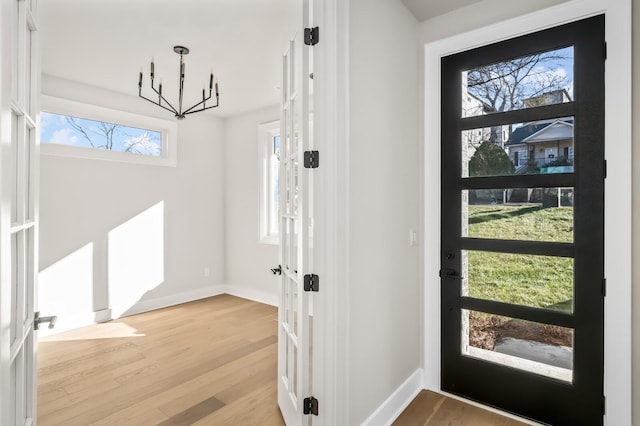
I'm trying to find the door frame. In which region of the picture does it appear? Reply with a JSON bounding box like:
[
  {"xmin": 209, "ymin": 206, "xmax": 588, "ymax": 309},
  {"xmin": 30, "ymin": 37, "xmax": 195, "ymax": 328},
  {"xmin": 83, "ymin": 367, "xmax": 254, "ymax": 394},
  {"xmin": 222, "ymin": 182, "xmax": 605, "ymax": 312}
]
[{"xmin": 422, "ymin": 0, "xmax": 632, "ymax": 423}]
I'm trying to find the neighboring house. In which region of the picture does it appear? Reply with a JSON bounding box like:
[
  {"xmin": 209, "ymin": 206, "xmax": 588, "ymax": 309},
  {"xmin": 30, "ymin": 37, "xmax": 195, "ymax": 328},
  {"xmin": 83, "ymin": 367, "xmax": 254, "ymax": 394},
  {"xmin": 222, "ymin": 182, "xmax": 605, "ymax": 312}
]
[
  {"xmin": 523, "ymin": 88, "xmax": 572, "ymax": 108},
  {"xmin": 505, "ymin": 117, "xmax": 574, "ymax": 172}
]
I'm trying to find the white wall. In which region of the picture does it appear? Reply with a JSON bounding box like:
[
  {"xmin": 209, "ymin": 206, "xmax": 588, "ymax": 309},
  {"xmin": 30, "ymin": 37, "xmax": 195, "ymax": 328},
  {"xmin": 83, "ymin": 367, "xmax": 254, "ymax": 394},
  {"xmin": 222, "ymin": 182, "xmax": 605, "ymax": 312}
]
[
  {"xmin": 348, "ymin": 0, "xmax": 422, "ymax": 423},
  {"xmin": 224, "ymin": 105, "xmax": 280, "ymax": 305},
  {"xmin": 39, "ymin": 75, "xmax": 225, "ymax": 331}
]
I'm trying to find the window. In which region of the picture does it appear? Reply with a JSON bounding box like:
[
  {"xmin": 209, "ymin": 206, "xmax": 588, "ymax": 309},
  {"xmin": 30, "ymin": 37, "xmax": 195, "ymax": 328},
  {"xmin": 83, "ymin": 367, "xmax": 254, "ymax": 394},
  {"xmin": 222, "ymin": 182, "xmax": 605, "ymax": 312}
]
[
  {"xmin": 40, "ymin": 96, "xmax": 177, "ymax": 166},
  {"xmin": 259, "ymin": 120, "xmax": 280, "ymax": 244}
]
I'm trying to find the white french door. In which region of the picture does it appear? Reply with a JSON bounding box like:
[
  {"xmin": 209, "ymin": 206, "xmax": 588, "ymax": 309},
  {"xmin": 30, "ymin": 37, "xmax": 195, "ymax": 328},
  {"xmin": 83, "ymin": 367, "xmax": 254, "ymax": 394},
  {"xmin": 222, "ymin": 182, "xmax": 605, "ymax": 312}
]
[
  {"xmin": 277, "ymin": 0, "xmax": 315, "ymax": 423},
  {"xmin": 0, "ymin": 0, "xmax": 40, "ymax": 424}
]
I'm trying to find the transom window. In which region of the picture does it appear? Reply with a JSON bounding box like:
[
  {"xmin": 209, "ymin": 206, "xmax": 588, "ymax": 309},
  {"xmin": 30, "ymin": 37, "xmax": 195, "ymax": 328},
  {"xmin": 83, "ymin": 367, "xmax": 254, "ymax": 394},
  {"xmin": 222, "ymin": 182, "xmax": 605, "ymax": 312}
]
[{"xmin": 40, "ymin": 96, "xmax": 177, "ymax": 166}]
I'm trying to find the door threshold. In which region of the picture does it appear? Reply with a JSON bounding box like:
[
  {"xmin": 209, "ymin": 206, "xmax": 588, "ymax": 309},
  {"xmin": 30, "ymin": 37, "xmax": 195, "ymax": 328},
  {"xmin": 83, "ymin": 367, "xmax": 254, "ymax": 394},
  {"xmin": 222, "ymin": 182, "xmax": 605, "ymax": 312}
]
[{"xmin": 436, "ymin": 390, "xmax": 542, "ymax": 425}]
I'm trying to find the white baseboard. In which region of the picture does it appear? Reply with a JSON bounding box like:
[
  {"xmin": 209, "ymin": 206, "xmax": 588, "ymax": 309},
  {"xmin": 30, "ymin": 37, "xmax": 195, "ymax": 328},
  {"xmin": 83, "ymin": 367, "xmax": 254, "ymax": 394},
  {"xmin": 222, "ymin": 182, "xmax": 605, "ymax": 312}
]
[
  {"xmin": 42, "ymin": 285, "xmax": 276, "ymax": 335},
  {"xmin": 111, "ymin": 284, "xmax": 226, "ymax": 319},
  {"xmin": 222, "ymin": 283, "xmax": 278, "ymax": 307},
  {"xmin": 94, "ymin": 308, "xmax": 112, "ymax": 323},
  {"xmin": 361, "ymin": 368, "xmax": 424, "ymax": 426}
]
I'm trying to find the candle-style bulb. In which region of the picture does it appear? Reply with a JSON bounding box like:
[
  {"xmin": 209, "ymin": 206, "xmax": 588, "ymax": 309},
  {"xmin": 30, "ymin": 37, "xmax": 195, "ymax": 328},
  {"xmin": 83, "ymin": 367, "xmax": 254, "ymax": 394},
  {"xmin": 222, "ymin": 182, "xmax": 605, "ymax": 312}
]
[
  {"xmin": 203, "ymin": 88, "xmax": 206, "ymax": 102},
  {"xmin": 209, "ymin": 73, "xmax": 214, "ymax": 90},
  {"xmin": 138, "ymin": 72, "xmax": 143, "ymax": 87},
  {"xmin": 215, "ymin": 82, "xmax": 219, "ymax": 96},
  {"xmin": 159, "ymin": 83, "xmax": 162, "ymax": 96},
  {"xmin": 150, "ymin": 58, "xmax": 155, "ymax": 79}
]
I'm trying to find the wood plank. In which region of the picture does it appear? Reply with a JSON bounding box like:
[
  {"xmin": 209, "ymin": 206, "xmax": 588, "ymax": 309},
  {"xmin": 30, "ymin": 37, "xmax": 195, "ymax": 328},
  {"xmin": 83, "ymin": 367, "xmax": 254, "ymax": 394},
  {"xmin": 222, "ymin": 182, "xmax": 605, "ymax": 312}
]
[
  {"xmin": 37, "ymin": 295, "xmax": 282, "ymax": 425},
  {"xmin": 393, "ymin": 390, "xmax": 530, "ymax": 426}
]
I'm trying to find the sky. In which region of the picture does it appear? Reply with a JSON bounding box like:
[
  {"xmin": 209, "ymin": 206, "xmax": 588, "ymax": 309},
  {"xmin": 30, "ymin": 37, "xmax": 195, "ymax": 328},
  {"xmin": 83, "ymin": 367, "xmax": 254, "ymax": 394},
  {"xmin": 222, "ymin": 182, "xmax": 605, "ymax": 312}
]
[{"xmin": 40, "ymin": 112, "xmax": 162, "ymax": 156}]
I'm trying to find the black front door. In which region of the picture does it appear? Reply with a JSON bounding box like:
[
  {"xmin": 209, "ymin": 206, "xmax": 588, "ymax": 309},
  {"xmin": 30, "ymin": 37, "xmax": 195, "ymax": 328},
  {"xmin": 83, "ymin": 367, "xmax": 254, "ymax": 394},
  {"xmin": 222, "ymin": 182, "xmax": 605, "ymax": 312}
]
[{"xmin": 440, "ymin": 16, "xmax": 605, "ymax": 425}]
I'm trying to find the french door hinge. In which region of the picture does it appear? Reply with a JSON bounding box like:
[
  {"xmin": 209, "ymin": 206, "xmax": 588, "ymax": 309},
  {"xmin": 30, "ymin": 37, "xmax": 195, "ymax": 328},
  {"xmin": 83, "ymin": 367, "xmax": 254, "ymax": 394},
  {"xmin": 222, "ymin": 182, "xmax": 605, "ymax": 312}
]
[
  {"xmin": 603, "ymin": 159, "xmax": 607, "ymax": 179},
  {"xmin": 603, "ymin": 41, "xmax": 607, "ymax": 61},
  {"xmin": 602, "ymin": 277, "xmax": 606, "ymax": 297},
  {"xmin": 304, "ymin": 274, "xmax": 319, "ymax": 292},
  {"xmin": 303, "ymin": 396, "xmax": 319, "ymax": 415},
  {"xmin": 304, "ymin": 27, "xmax": 319, "ymax": 46},
  {"xmin": 304, "ymin": 150, "xmax": 319, "ymax": 169},
  {"xmin": 602, "ymin": 395, "xmax": 606, "ymax": 415}
]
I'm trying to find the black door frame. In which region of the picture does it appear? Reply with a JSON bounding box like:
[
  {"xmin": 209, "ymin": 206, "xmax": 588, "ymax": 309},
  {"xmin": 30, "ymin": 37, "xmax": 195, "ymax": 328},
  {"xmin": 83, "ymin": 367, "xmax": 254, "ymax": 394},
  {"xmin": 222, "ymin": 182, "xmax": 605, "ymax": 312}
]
[{"xmin": 440, "ymin": 15, "xmax": 605, "ymax": 425}]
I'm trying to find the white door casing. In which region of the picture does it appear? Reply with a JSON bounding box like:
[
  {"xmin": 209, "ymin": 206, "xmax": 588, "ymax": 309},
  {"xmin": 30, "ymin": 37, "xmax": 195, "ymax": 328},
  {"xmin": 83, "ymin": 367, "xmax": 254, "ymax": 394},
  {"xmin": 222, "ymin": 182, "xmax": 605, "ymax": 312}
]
[
  {"xmin": 0, "ymin": 0, "xmax": 40, "ymax": 424},
  {"xmin": 278, "ymin": 0, "xmax": 314, "ymax": 423}
]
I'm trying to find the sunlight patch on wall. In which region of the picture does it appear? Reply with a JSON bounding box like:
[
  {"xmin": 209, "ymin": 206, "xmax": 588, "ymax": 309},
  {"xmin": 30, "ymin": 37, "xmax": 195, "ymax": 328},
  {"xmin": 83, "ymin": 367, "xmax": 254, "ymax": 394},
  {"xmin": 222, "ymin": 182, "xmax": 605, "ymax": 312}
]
[
  {"xmin": 38, "ymin": 243, "xmax": 94, "ymax": 338},
  {"xmin": 108, "ymin": 201, "xmax": 165, "ymax": 317}
]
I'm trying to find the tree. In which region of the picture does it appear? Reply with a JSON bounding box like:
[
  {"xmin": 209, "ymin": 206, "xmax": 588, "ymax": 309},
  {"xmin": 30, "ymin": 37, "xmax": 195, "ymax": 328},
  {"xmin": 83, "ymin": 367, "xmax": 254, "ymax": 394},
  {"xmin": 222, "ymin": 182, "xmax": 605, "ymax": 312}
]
[
  {"xmin": 65, "ymin": 117, "xmax": 160, "ymax": 155},
  {"xmin": 465, "ymin": 50, "xmax": 571, "ymax": 114},
  {"xmin": 66, "ymin": 117, "xmax": 119, "ymax": 150},
  {"xmin": 469, "ymin": 140, "xmax": 514, "ymax": 177}
]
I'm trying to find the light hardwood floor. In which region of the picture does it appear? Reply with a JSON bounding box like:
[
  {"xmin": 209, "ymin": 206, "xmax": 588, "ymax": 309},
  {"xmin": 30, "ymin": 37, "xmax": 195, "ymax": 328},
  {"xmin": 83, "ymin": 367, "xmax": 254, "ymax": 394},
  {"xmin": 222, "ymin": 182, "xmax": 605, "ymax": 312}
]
[
  {"xmin": 393, "ymin": 390, "xmax": 529, "ymax": 426},
  {"xmin": 37, "ymin": 295, "xmax": 285, "ymax": 425},
  {"xmin": 39, "ymin": 295, "xmax": 528, "ymax": 425}
]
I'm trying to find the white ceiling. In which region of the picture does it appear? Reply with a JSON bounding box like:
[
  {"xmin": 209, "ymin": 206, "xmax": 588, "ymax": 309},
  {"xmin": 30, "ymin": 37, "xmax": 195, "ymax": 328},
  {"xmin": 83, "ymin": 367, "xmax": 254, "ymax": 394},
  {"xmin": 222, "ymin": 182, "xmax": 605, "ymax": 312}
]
[
  {"xmin": 40, "ymin": 0, "xmax": 482, "ymax": 119},
  {"xmin": 39, "ymin": 0, "xmax": 299, "ymax": 118},
  {"xmin": 400, "ymin": 0, "xmax": 483, "ymax": 21}
]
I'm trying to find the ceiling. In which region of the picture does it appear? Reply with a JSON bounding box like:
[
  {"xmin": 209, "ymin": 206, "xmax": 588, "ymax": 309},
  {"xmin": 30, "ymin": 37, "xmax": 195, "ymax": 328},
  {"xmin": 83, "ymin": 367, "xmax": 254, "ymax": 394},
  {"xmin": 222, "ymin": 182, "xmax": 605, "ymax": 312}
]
[
  {"xmin": 400, "ymin": 0, "xmax": 483, "ymax": 22},
  {"xmin": 40, "ymin": 0, "xmax": 482, "ymax": 119},
  {"xmin": 39, "ymin": 0, "xmax": 299, "ymax": 118}
]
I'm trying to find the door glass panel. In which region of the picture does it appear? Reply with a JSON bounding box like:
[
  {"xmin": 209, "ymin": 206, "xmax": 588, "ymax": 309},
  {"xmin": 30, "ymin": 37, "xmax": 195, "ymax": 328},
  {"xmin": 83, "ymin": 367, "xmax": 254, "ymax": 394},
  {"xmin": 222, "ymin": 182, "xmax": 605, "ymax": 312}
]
[
  {"xmin": 463, "ymin": 309, "xmax": 573, "ymax": 382},
  {"xmin": 10, "ymin": 355, "xmax": 17, "ymax": 424},
  {"xmin": 11, "ymin": 113, "xmax": 19, "ymax": 224},
  {"xmin": 462, "ymin": 46, "xmax": 574, "ymax": 118},
  {"xmin": 462, "ymin": 188, "xmax": 574, "ymax": 243},
  {"xmin": 463, "ymin": 250, "xmax": 574, "ymax": 313},
  {"xmin": 292, "ymin": 343, "xmax": 298, "ymax": 397},
  {"xmin": 462, "ymin": 118, "xmax": 574, "ymax": 178},
  {"xmin": 11, "ymin": 233, "xmax": 18, "ymax": 344},
  {"xmin": 25, "ymin": 24, "xmax": 33, "ymax": 114},
  {"xmin": 26, "ymin": 127, "xmax": 33, "ymax": 220}
]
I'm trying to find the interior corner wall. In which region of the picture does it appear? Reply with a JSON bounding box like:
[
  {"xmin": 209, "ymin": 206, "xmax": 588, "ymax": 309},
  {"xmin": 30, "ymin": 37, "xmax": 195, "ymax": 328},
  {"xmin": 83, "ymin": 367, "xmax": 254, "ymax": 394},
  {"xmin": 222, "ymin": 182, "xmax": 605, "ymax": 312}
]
[
  {"xmin": 223, "ymin": 105, "xmax": 280, "ymax": 306},
  {"xmin": 348, "ymin": 0, "xmax": 421, "ymax": 423},
  {"xmin": 632, "ymin": 0, "xmax": 639, "ymax": 422},
  {"xmin": 38, "ymin": 76, "xmax": 226, "ymax": 330}
]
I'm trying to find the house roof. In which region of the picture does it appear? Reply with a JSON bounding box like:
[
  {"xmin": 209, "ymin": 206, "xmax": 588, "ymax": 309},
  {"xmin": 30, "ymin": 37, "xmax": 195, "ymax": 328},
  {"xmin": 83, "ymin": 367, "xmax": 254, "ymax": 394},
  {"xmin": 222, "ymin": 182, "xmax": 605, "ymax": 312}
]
[{"xmin": 506, "ymin": 118, "xmax": 574, "ymax": 146}]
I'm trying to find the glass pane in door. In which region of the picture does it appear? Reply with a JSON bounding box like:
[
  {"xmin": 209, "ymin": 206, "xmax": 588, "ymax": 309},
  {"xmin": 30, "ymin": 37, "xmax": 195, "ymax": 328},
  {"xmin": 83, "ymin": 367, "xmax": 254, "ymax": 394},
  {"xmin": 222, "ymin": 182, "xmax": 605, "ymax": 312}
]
[
  {"xmin": 461, "ymin": 119, "xmax": 575, "ymax": 178},
  {"xmin": 462, "ymin": 188, "xmax": 574, "ymax": 243},
  {"xmin": 463, "ymin": 309, "xmax": 573, "ymax": 382},
  {"xmin": 462, "ymin": 250, "xmax": 574, "ymax": 312},
  {"xmin": 461, "ymin": 46, "xmax": 574, "ymax": 118}
]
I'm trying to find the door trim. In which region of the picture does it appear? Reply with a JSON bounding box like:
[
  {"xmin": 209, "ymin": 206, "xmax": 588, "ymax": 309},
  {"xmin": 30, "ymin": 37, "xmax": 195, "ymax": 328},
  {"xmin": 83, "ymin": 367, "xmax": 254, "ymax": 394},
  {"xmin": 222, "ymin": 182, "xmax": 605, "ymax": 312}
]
[{"xmin": 421, "ymin": 0, "xmax": 632, "ymax": 423}]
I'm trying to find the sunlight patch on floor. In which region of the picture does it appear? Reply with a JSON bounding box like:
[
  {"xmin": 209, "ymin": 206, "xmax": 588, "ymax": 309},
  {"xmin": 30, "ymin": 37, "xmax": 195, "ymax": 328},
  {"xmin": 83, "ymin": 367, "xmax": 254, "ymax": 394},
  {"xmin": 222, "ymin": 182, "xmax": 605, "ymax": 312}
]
[{"xmin": 39, "ymin": 321, "xmax": 145, "ymax": 342}]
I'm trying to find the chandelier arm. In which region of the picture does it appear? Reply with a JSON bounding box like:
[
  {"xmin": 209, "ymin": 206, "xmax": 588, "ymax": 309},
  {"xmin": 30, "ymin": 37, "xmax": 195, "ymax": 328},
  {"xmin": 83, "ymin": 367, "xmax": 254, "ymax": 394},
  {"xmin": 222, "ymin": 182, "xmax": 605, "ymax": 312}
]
[
  {"xmin": 182, "ymin": 101, "xmax": 220, "ymax": 116},
  {"xmin": 149, "ymin": 83, "xmax": 179, "ymax": 114},
  {"xmin": 138, "ymin": 93, "xmax": 182, "ymax": 114},
  {"xmin": 182, "ymin": 91, "xmax": 214, "ymax": 115}
]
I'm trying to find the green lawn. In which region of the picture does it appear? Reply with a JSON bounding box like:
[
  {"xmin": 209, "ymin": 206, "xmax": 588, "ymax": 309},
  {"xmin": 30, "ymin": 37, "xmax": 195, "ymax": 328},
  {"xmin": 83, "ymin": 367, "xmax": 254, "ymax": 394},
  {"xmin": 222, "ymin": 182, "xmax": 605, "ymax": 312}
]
[{"xmin": 467, "ymin": 204, "xmax": 574, "ymax": 313}]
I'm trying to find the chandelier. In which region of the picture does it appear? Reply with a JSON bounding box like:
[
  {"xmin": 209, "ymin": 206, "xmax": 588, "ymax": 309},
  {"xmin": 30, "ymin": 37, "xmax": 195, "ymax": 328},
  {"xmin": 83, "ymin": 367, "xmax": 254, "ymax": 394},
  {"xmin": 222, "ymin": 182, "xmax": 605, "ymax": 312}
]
[{"xmin": 138, "ymin": 46, "xmax": 219, "ymax": 120}]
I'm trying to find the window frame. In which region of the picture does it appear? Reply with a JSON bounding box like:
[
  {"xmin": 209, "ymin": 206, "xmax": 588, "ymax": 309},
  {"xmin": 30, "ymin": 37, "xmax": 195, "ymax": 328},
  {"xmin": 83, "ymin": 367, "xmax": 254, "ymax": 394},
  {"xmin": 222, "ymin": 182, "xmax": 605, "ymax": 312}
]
[
  {"xmin": 258, "ymin": 120, "xmax": 280, "ymax": 245},
  {"xmin": 40, "ymin": 95, "xmax": 178, "ymax": 166}
]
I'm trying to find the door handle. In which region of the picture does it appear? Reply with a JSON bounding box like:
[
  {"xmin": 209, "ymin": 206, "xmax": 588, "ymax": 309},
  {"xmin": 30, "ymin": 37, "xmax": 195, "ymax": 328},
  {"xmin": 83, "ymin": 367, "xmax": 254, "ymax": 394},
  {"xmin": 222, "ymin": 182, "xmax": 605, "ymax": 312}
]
[
  {"xmin": 271, "ymin": 265, "xmax": 282, "ymax": 275},
  {"xmin": 439, "ymin": 268, "xmax": 460, "ymax": 279},
  {"xmin": 34, "ymin": 311, "xmax": 58, "ymax": 330}
]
